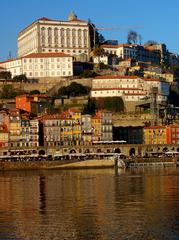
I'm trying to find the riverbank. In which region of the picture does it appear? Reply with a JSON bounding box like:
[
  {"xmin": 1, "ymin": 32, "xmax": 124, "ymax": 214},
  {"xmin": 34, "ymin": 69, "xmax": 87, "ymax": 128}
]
[
  {"xmin": 0, "ymin": 156, "xmax": 178, "ymax": 171},
  {"xmin": 0, "ymin": 159, "xmax": 115, "ymax": 171}
]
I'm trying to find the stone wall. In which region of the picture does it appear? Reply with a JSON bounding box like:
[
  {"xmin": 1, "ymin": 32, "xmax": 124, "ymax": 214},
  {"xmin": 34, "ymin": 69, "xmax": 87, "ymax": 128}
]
[{"xmin": 0, "ymin": 159, "xmax": 115, "ymax": 171}]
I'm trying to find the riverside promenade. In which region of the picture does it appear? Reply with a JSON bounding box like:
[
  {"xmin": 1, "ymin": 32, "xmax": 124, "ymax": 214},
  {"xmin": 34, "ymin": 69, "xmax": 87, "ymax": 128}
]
[
  {"xmin": 0, "ymin": 143, "xmax": 179, "ymax": 159},
  {"xmin": 0, "ymin": 143, "xmax": 178, "ymax": 171},
  {"xmin": 0, "ymin": 154, "xmax": 178, "ymax": 171}
]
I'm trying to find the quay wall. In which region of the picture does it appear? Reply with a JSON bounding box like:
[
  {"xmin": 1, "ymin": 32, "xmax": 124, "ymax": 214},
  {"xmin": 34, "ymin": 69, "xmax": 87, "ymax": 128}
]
[
  {"xmin": 0, "ymin": 157, "xmax": 177, "ymax": 171},
  {"xmin": 0, "ymin": 159, "xmax": 115, "ymax": 171}
]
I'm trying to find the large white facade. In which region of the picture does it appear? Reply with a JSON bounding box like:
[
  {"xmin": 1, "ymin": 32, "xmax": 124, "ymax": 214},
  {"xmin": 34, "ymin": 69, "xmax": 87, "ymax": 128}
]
[
  {"xmin": 17, "ymin": 13, "xmax": 91, "ymax": 61},
  {"xmin": 91, "ymin": 76, "xmax": 169, "ymax": 102},
  {"xmin": 0, "ymin": 52, "xmax": 73, "ymax": 78}
]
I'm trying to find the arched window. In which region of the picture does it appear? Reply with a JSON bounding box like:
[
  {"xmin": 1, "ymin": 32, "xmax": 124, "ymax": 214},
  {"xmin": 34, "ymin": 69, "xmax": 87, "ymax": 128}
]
[
  {"xmin": 83, "ymin": 29, "xmax": 87, "ymax": 46},
  {"xmin": 78, "ymin": 29, "xmax": 82, "ymax": 47},
  {"xmin": 61, "ymin": 28, "xmax": 65, "ymax": 46},
  {"xmin": 54, "ymin": 28, "xmax": 58, "ymax": 45},
  {"xmin": 72, "ymin": 29, "xmax": 76, "ymax": 47},
  {"xmin": 41, "ymin": 27, "xmax": 45, "ymax": 46},
  {"xmin": 48, "ymin": 27, "xmax": 52, "ymax": 45},
  {"xmin": 66, "ymin": 28, "xmax": 70, "ymax": 47}
]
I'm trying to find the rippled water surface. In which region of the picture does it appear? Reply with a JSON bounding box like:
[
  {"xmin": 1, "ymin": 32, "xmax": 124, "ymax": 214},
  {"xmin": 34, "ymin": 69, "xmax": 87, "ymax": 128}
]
[{"xmin": 0, "ymin": 167, "xmax": 179, "ymax": 240}]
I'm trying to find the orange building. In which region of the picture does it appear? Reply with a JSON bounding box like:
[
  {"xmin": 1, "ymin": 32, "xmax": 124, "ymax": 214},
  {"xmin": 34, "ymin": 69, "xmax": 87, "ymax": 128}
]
[
  {"xmin": 16, "ymin": 94, "xmax": 51, "ymax": 114},
  {"xmin": 167, "ymin": 125, "xmax": 179, "ymax": 144}
]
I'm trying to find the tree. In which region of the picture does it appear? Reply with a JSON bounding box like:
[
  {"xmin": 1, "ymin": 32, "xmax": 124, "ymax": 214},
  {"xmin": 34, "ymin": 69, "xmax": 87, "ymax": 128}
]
[
  {"xmin": 13, "ymin": 74, "xmax": 28, "ymax": 82},
  {"xmin": 0, "ymin": 84, "xmax": 18, "ymax": 99},
  {"xmin": 92, "ymin": 45, "xmax": 105, "ymax": 57},
  {"xmin": 82, "ymin": 98, "xmax": 96, "ymax": 115},
  {"xmin": 171, "ymin": 64, "xmax": 179, "ymax": 78},
  {"xmin": 30, "ymin": 90, "xmax": 40, "ymax": 95},
  {"xmin": 57, "ymin": 82, "xmax": 90, "ymax": 98},
  {"xmin": 145, "ymin": 40, "xmax": 158, "ymax": 45},
  {"xmin": 127, "ymin": 30, "xmax": 138, "ymax": 44},
  {"xmin": 0, "ymin": 71, "xmax": 11, "ymax": 80},
  {"xmin": 95, "ymin": 97, "xmax": 124, "ymax": 112}
]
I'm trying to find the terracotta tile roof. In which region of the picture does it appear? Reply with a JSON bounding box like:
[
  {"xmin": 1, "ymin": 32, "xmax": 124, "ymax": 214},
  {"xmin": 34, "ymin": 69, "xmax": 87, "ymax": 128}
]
[
  {"xmin": 0, "ymin": 57, "xmax": 21, "ymax": 64},
  {"xmin": 92, "ymin": 87, "xmax": 140, "ymax": 91},
  {"xmin": 0, "ymin": 124, "xmax": 8, "ymax": 133},
  {"xmin": 102, "ymin": 44, "xmax": 136, "ymax": 49},
  {"xmin": 38, "ymin": 17, "xmax": 52, "ymax": 21},
  {"xmin": 144, "ymin": 126, "xmax": 167, "ymax": 129},
  {"xmin": 94, "ymin": 75, "xmax": 138, "ymax": 79},
  {"xmin": 23, "ymin": 52, "xmax": 72, "ymax": 58},
  {"xmin": 68, "ymin": 108, "xmax": 81, "ymax": 113},
  {"xmin": 101, "ymin": 44, "xmax": 119, "ymax": 49},
  {"xmin": 124, "ymin": 93, "xmax": 145, "ymax": 96}
]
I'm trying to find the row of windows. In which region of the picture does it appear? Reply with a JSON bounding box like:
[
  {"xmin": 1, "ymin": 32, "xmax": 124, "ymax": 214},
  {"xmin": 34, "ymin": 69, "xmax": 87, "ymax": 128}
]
[
  {"xmin": 93, "ymin": 90, "xmax": 141, "ymax": 94},
  {"xmin": 23, "ymin": 64, "xmax": 71, "ymax": 70},
  {"xmin": 24, "ymin": 71, "xmax": 72, "ymax": 77},
  {"xmin": 23, "ymin": 57, "xmax": 71, "ymax": 63}
]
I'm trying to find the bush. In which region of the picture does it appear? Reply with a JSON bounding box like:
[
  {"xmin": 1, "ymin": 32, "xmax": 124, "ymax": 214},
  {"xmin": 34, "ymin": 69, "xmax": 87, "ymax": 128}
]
[
  {"xmin": 95, "ymin": 97, "xmax": 124, "ymax": 112},
  {"xmin": 57, "ymin": 82, "xmax": 90, "ymax": 98}
]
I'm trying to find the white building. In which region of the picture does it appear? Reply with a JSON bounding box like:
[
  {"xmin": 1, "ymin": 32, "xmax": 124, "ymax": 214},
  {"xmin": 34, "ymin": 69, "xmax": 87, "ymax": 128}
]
[
  {"xmin": 102, "ymin": 44, "xmax": 137, "ymax": 59},
  {"xmin": 17, "ymin": 12, "xmax": 91, "ymax": 61},
  {"xmin": 91, "ymin": 75, "xmax": 169, "ymax": 103},
  {"xmin": 0, "ymin": 52, "xmax": 73, "ymax": 78}
]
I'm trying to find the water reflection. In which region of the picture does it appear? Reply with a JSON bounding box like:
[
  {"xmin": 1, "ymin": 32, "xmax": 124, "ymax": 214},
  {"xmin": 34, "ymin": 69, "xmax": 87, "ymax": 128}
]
[{"xmin": 0, "ymin": 168, "xmax": 179, "ymax": 239}]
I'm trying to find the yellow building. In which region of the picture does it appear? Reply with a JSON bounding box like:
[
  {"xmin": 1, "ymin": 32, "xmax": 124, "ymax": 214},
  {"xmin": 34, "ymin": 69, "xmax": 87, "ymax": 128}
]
[
  {"xmin": 143, "ymin": 126, "xmax": 168, "ymax": 144},
  {"xmin": 91, "ymin": 115, "xmax": 101, "ymax": 142},
  {"xmin": 69, "ymin": 108, "xmax": 82, "ymax": 145},
  {"xmin": 0, "ymin": 124, "xmax": 9, "ymax": 147},
  {"xmin": 8, "ymin": 109, "xmax": 22, "ymax": 148}
]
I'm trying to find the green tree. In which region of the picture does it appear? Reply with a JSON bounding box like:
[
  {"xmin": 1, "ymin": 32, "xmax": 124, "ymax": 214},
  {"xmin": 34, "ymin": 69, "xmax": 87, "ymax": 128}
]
[
  {"xmin": 171, "ymin": 64, "xmax": 179, "ymax": 78},
  {"xmin": 57, "ymin": 82, "xmax": 90, "ymax": 98},
  {"xmin": 92, "ymin": 45, "xmax": 104, "ymax": 57},
  {"xmin": 82, "ymin": 98, "xmax": 96, "ymax": 115},
  {"xmin": 30, "ymin": 90, "xmax": 41, "ymax": 95},
  {"xmin": 0, "ymin": 71, "xmax": 11, "ymax": 80},
  {"xmin": 13, "ymin": 74, "xmax": 27, "ymax": 82},
  {"xmin": 0, "ymin": 84, "xmax": 17, "ymax": 99},
  {"xmin": 95, "ymin": 97, "xmax": 124, "ymax": 112}
]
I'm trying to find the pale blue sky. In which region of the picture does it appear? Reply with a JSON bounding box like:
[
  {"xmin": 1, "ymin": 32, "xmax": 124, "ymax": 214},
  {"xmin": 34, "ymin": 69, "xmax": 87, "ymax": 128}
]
[{"xmin": 1, "ymin": 0, "xmax": 178, "ymax": 60}]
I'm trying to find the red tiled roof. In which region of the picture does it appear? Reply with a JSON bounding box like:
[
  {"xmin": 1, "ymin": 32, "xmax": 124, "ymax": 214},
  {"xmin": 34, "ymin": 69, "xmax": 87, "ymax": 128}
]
[
  {"xmin": 94, "ymin": 75, "xmax": 138, "ymax": 79},
  {"xmin": 101, "ymin": 45, "xmax": 119, "ymax": 49},
  {"xmin": 23, "ymin": 52, "xmax": 72, "ymax": 58},
  {"xmin": 124, "ymin": 93, "xmax": 145, "ymax": 96},
  {"xmin": 102, "ymin": 44, "xmax": 135, "ymax": 49},
  {"xmin": 144, "ymin": 126, "xmax": 167, "ymax": 129},
  {"xmin": 92, "ymin": 87, "xmax": 141, "ymax": 91},
  {"xmin": 38, "ymin": 17, "xmax": 52, "ymax": 21}
]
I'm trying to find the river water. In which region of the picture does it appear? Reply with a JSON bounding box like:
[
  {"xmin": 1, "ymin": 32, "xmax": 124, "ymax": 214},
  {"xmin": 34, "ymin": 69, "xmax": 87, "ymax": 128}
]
[{"xmin": 0, "ymin": 167, "xmax": 179, "ymax": 240}]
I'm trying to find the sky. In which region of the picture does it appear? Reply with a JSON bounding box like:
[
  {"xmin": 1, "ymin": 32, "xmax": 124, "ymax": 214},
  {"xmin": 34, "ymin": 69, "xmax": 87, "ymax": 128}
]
[{"xmin": 1, "ymin": 0, "xmax": 179, "ymax": 61}]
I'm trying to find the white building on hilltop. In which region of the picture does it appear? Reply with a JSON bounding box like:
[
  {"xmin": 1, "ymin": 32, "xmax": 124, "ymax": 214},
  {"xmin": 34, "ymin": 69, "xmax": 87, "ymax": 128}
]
[
  {"xmin": 17, "ymin": 12, "xmax": 91, "ymax": 61},
  {"xmin": 0, "ymin": 52, "xmax": 73, "ymax": 78}
]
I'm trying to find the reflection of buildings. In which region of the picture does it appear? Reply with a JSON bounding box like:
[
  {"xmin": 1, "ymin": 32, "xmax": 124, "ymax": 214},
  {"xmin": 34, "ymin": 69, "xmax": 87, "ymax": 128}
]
[{"xmin": 1, "ymin": 169, "xmax": 179, "ymax": 239}]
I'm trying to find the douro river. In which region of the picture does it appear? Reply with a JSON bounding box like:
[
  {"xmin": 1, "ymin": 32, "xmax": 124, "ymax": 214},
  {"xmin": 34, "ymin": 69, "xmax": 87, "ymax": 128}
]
[{"xmin": 0, "ymin": 167, "xmax": 179, "ymax": 240}]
